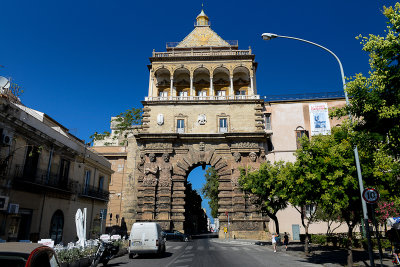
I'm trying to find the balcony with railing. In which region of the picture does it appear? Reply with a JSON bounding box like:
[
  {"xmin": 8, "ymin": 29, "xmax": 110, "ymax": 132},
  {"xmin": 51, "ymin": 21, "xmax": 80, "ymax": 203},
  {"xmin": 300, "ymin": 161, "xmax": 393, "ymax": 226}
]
[
  {"xmin": 81, "ymin": 185, "xmax": 109, "ymax": 201},
  {"xmin": 153, "ymin": 47, "xmax": 251, "ymax": 58},
  {"xmin": 145, "ymin": 95, "xmax": 260, "ymax": 102},
  {"xmin": 13, "ymin": 165, "xmax": 72, "ymax": 194}
]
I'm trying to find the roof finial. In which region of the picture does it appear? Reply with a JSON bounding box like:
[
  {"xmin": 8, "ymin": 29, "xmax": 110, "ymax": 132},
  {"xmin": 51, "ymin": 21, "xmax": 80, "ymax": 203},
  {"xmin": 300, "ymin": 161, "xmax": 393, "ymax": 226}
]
[{"xmin": 196, "ymin": 3, "xmax": 209, "ymax": 26}]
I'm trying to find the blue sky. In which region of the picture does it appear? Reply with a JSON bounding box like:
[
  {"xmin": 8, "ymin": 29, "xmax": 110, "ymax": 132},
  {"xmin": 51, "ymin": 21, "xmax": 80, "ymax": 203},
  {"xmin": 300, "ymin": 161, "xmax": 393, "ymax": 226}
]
[{"xmin": 1, "ymin": 0, "xmax": 396, "ymax": 221}]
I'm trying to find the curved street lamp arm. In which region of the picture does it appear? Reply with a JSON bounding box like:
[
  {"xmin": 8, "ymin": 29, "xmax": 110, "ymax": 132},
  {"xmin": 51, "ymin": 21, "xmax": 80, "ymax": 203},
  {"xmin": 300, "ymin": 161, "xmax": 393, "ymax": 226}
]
[{"xmin": 275, "ymin": 35, "xmax": 350, "ymax": 106}]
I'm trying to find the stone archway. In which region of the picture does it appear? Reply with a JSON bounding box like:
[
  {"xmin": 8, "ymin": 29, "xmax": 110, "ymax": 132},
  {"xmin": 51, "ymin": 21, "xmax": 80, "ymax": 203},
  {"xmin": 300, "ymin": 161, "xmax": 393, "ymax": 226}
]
[{"xmin": 135, "ymin": 138, "xmax": 269, "ymax": 240}]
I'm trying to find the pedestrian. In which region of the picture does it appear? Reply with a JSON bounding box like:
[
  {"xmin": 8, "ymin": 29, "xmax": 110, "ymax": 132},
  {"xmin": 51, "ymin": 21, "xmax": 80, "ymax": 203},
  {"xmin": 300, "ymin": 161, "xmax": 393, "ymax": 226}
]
[
  {"xmin": 283, "ymin": 232, "xmax": 289, "ymax": 251},
  {"xmin": 272, "ymin": 233, "xmax": 277, "ymax": 252}
]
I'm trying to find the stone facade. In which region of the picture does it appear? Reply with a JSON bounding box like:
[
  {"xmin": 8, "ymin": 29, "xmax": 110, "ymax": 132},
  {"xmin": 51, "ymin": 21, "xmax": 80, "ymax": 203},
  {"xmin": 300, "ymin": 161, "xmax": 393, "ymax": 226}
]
[
  {"xmin": 93, "ymin": 9, "xmax": 270, "ymax": 240},
  {"xmin": 92, "ymin": 10, "xmax": 348, "ymax": 241},
  {"xmin": 0, "ymin": 92, "xmax": 112, "ymax": 243}
]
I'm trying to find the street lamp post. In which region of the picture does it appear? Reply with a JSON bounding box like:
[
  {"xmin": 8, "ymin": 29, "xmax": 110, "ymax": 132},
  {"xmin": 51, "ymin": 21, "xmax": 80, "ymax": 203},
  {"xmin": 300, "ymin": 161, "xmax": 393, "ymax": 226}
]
[{"xmin": 261, "ymin": 33, "xmax": 375, "ymax": 266}]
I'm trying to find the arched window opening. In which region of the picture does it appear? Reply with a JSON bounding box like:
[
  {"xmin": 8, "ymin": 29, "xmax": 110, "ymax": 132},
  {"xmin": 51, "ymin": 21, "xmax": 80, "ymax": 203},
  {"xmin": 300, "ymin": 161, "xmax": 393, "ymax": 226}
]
[
  {"xmin": 174, "ymin": 68, "xmax": 190, "ymax": 98},
  {"xmin": 295, "ymin": 127, "xmax": 309, "ymax": 149},
  {"xmin": 233, "ymin": 66, "xmax": 250, "ymax": 97},
  {"xmin": 49, "ymin": 210, "xmax": 64, "ymax": 244},
  {"xmin": 213, "ymin": 67, "xmax": 229, "ymax": 98},
  {"xmin": 193, "ymin": 67, "xmax": 210, "ymax": 98},
  {"xmin": 155, "ymin": 68, "xmax": 171, "ymax": 98}
]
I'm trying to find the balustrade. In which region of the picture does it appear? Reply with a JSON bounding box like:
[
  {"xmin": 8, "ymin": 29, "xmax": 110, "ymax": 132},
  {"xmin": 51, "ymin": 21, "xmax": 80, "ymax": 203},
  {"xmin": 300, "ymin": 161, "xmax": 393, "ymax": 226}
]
[
  {"xmin": 145, "ymin": 95, "xmax": 260, "ymax": 101},
  {"xmin": 153, "ymin": 49, "xmax": 251, "ymax": 58},
  {"xmin": 13, "ymin": 165, "xmax": 72, "ymax": 192}
]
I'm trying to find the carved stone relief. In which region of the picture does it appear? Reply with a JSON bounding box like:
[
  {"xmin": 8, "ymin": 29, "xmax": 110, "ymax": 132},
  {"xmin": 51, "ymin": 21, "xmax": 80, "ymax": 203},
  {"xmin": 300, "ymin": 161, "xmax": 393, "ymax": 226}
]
[
  {"xmin": 159, "ymin": 153, "xmax": 172, "ymax": 187},
  {"xmin": 232, "ymin": 142, "xmax": 259, "ymax": 148},
  {"xmin": 146, "ymin": 143, "xmax": 172, "ymax": 149},
  {"xmin": 136, "ymin": 153, "xmax": 145, "ymax": 183},
  {"xmin": 157, "ymin": 114, "xmax": 164, "ymax": 126},
  {"xmin": 197, "ymin": 114, "xmax": 207, "ymax": 125},
  {"xmin": 143, "ymin": 153, "xmax": 159, "ymax": 186}
]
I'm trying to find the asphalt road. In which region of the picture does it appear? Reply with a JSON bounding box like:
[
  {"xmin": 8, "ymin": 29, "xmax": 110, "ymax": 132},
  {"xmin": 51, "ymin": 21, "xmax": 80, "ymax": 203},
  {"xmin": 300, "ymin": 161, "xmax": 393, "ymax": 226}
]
[{"xmin": 106, "ymin": 237, "xmax": 323, "ymax": 267}]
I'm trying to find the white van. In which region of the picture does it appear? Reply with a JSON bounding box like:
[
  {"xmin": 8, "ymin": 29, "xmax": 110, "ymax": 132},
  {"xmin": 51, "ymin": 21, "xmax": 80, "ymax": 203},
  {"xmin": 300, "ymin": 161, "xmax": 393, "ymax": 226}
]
[{"xmin": 128, "ymin": 222, "xmax": 166, "ymax": 258}]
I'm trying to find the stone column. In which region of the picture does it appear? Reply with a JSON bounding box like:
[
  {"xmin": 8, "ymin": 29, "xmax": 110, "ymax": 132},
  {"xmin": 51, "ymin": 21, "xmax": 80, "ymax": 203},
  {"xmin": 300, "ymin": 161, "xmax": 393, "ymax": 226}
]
[
  {"xmin": 250, "ymin": 76, "xmax": 254, "ymax": 96},
  {"xmin": 229, "ymin": 76, "xmax": 234, "ymax": 96},
  {"xmin": 170, "ymin": 77, "xmax": 174, "ymax": 99},
  {"xmin": 209, "ymin": 77, "xmax": 214, "ymax": 97},
  {"xmin": 190, "ymin": 76, "xmax": 194, "ymax": 97}
]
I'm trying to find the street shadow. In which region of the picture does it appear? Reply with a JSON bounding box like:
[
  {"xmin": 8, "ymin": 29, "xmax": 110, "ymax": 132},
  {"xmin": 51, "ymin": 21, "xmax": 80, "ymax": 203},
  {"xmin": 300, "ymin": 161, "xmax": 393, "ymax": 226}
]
[
  {"xmin": 133, "ymin": 252, "xmax": 173, "ymax": 259},
  {"xmin": 107, "ymin": 262, "xmax": 129, "ymax": 266},
  {"xmin": 276, "ymin": 244, "xmax": 391, "ymax": 266},
  {"xmin": 191, "ymin": 234, "xmax": 218, "ymax": 240},
  {"xmin": 255, "ymin": 241, "xmax": 270, "ymax": 246}
]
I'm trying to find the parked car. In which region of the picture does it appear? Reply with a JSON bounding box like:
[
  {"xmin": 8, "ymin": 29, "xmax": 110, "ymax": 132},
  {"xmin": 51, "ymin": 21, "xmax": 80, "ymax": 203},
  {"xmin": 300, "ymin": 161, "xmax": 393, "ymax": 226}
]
[
  {"xmin": 162, "ymin": 230, "xmax": 190, "ymax": 242},
  {"xmin": 128, "ymin": 222, "xmax": 165, "ymax": 258},
  {"xmin": 0, "ymin": 242, "xmax": 60, "ymax": 267}
]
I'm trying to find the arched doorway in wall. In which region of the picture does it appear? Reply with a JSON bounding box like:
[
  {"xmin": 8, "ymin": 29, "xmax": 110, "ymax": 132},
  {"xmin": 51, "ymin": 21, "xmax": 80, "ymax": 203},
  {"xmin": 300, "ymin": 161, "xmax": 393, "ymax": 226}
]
[
  {"xmin": 184, "ymin": 165, "xmax": 215, "ymax": 235},
  {"xmin": 49, "ymin": 210, "xmax": 64, "ymax": 244}
]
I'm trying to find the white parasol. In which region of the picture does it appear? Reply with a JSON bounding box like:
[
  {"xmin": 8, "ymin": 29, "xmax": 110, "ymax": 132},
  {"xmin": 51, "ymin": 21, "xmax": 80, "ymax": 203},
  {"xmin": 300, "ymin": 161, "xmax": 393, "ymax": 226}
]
[{"xmin": 75, "ymin": 209, "xmax": 85, "ymax": 247}]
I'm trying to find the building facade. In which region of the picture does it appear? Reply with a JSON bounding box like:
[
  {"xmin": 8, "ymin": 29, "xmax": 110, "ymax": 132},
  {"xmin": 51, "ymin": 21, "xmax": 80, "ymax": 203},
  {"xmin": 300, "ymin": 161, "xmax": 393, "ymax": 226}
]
[
  {"xmin": 93, "ymin": 10, "xmax": 347, "ymax": 240},
  {"xmin": 0, "ymin": 88, "xmax": 112, "ymax": 244}
]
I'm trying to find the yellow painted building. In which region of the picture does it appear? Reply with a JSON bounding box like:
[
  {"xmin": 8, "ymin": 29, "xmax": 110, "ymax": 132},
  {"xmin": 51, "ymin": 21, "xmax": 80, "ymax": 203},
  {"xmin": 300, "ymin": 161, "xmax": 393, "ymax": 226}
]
[{"xmin": 0, "ymin": 89, "xmax": 112, "ymax": 244}]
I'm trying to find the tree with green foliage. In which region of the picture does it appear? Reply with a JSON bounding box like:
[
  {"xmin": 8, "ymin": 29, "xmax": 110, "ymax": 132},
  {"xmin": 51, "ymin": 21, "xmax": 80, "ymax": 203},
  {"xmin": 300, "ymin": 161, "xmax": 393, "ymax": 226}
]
[
  {"xmin": 313, "ymin": 207, "xmax": 344, "ymax": 235},
  {"xmin": 294, "ymin": 123, "xmax": 399, "ymax": 266},
  {"xmin": 201, "ymin": 167, "xmax": 219, "ymax": 218},
  {"xmin": 90, "ymin": 107, "xmax": 142, "ymax": 146},
  {"xmin": 332, "ymin": 3, "xmax": 400, "ymax": 158},
  {"xmin": 288, "ymin": 150, "xmax": 325, "ymax": 254},
  {"xmin": 239, "ymin": 161, "xmax": 291, "ymax": 234}
]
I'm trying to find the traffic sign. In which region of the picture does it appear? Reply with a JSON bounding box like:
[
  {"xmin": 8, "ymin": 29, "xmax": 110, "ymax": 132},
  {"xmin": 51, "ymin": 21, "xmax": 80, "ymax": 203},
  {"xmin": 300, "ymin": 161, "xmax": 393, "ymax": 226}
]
[
  {"xmin": 362, "ymin": 188, "xmax": 380, "ymax": 204},
  {"xmin": 224, "ymin": 227, "xmax": 228, "ymax": 233}
]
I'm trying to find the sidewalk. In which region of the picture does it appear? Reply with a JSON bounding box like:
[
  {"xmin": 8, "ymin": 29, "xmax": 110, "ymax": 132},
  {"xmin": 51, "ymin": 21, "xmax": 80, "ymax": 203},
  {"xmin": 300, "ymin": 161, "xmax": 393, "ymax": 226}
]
[{"xmin": 215, "ymin": 238, "xmax": 394, "ymax": 266}]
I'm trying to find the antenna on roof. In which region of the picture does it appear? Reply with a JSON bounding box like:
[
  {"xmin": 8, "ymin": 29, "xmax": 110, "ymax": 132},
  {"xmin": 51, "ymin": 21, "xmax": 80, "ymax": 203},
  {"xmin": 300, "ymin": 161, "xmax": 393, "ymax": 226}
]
[{"xmin": 0, "ymin": 76, "xmax": 10, "ymax": 90}]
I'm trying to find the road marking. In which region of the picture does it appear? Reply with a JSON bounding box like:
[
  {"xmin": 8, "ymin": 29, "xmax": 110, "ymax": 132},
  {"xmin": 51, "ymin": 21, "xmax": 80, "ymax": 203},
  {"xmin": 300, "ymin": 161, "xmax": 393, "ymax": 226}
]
[
  {"xmin": 242, "ymin": 247, "xmax": 250, "ymax": 251},
  {"xmin": 182, "ymin": 253, "xmax": 195, "ymax": 257},
  {"xmin": 231, "ymin": 247, "xmax": 239, "ymax": 251},
  {"xmin": 198, "ymin": 246, "xmax": 204, "ymax": 250},
  {"xmin": 219, "ymin": 246, "xmax": 227, "ymax": 250},
  {"xmin": 185, "ymin": 245, "xmax": 193, "ymax": 250},
  {"xmin": 175, "ymin": 258, "xmax": 193, "ymax": 263},
  {"xmin": 166, "ymin": 245, "xmax": 182, "ymax": 250}
]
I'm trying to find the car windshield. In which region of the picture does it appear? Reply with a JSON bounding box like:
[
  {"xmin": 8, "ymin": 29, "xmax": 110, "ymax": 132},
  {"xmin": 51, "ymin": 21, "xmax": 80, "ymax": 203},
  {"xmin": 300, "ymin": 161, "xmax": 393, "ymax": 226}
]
[{"xmin": 0, "ymin": 255, "xmax": 27, "ymax": 267}]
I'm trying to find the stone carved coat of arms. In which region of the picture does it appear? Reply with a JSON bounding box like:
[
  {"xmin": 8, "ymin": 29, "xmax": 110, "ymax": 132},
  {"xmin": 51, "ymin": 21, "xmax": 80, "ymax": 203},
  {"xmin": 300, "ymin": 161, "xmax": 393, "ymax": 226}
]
[{"xmin": 197, "ymin": 114, "xmax": 207, "ymax": 125}]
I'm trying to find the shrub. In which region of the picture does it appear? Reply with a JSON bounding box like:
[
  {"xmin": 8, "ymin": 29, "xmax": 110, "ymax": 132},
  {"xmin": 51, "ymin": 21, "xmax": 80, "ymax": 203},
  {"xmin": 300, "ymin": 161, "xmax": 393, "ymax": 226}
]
[
  {"xmin": 361, "ymin": 238, "xmax": 391, "ymax": 250},
  {"xmin": 311, "ymin": 234, "xmax": 327, "ymax": 245},
  {"xmin": 338, "ymin": 237, "xmax": 349, "ymax": 248},
  {"xmin": 56, "ymin": 246, "xmax": 96, "ymax": 264}
]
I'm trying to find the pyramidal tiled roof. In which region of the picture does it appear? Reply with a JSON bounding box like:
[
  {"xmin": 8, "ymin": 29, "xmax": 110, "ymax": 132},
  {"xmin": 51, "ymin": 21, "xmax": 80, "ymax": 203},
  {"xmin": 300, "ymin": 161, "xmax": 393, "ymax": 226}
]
[
  {"xmin": 176, "ymin": 9, "xmax": 230, "ymax": 48},
  {"xmin": 176, "ymin": 25, "xmax": 230, "ymax": 48}
]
